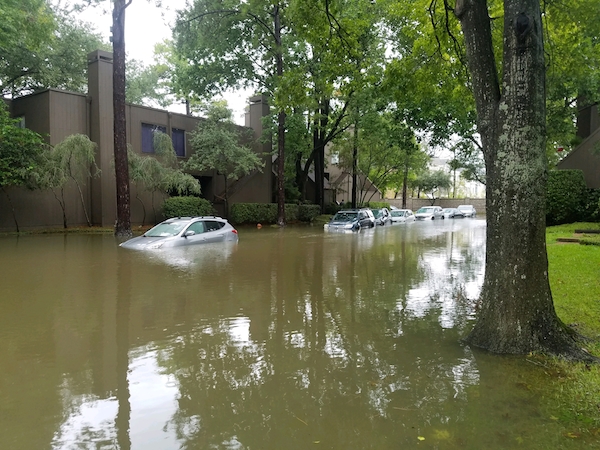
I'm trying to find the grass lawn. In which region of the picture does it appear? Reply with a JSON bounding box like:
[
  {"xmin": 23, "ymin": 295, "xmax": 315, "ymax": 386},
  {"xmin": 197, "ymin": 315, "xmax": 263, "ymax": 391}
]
[{"xmin": 544, "ymin": 222, "xmax": 600, "ymax": 438}]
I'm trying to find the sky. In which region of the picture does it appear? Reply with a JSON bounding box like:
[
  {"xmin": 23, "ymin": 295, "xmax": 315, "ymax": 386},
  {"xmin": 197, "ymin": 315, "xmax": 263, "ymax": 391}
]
[{"xmin": 76, "ymin": 0, "xmax": 250, "ymax": 124}]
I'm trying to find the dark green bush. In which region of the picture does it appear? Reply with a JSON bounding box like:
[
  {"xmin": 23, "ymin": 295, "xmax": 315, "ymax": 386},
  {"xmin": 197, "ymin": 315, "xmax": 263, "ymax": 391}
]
[
  {"xmin": 298, "ymin": 204, "xmax": 321, "ymax": 221},
  {"xmin": 581, "ymin": 188, "xmax": 600, "ymax": 222},
  {"xmin": 230, "ymin": 203, "xmax": 277, "ymax": 224},
  {"xmin": 546, "ymin": 170, "xmax": 587, "ymax": 225},
  {"xmin": 162, "ymin": 196, "xmax": 216, "ymax": 218},
  {"xmin": 365, "ymin": 201, "xmax": 391, "ymax": 209},
  {"xmin": 230, "ymin": 203, "xmax": 322, "ymax": 224}
]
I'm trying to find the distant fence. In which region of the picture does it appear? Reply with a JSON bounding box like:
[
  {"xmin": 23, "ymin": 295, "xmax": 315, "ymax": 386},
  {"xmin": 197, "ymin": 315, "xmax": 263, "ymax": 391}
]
[{"xmin": 387, "ymin": 198, "xmax": 486, "ymax": 215}]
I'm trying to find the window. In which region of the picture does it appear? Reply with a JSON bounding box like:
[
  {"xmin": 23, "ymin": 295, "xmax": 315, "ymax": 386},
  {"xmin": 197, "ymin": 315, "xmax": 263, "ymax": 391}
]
[
  {"xmin": 187, "ymin": 221, "xmax": 206, "ymax": 234},
  {"xmin": 172, "ymin": 128, "xmax": 186, "ymax": 157},
  {"xmin": 205, "ymin": 221, "xmax": 225, "ymax": 232},
  {"xmin": 141, "ymin": 123, "xmax": 166, "ymax": 154},
  {"xmin": 331, "ymin": 152, "xmax": 339, "ymax": 165}
]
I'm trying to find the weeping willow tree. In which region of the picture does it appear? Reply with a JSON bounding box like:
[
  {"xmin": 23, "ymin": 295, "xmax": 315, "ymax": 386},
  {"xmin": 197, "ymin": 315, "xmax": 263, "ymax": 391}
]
[
  {"xmin": 36, "ymin": 134, "xmax": 100, "ymax": 228},
  {"xmin": 128, "ymin": 131, "xmax": 201, "ymax": 225}
]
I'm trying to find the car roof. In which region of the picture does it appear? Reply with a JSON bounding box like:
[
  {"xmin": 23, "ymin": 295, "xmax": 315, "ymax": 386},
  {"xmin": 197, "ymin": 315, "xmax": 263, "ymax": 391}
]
[{"xmin": 163, "ymin": 216, "xmax": 226, "ymax": 223}]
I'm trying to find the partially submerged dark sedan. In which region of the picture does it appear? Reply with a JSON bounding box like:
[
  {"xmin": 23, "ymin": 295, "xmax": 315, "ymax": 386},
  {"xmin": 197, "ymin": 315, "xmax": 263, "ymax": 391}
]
[{"xmin": 324, "ymin": 209, "xmax": 375, "ymax": 232}]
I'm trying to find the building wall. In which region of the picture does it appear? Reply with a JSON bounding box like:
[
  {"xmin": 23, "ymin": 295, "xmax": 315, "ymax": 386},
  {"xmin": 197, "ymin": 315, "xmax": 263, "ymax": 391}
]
[
  {"xmin": 1, "ymin": 90, "xmax": 91, "ymax": 230},
  {"xmin": 1, "ymin": 51, "xmax": 273, "ymax": 231},
  {"xmin": 557, "ymin": 103, "xmax": 600, "ymax": 189}
]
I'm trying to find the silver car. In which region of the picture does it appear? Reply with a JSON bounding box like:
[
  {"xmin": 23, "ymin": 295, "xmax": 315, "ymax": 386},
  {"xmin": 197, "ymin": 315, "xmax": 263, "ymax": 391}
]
[
  {"xmin": 414, "ymin": 206, "xmax": 443, "ymax": 220},
  {"xmin": 390, "ymin": 209, "xmax": 415, "ymax": 223},
  {"xmin": 457, "ymin": 204, "xmax": 477, "ymax": 217},
  {"xmin": 120, "ymin": 216, "xmax": 239, "ymax": 250}
]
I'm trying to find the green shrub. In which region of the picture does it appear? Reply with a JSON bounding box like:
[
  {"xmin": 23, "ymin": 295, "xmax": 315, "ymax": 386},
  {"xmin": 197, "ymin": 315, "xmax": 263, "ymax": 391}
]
[
  {"xmin": 581, "ymin": 188, "xmax": 600, "ymax": 222},
  {"xmin": 230, "ymin": 203, "xmax": 322, "ymax": 224},
  {"xmin": 298, "ymin": 204, "xmax": 321, "ymax": 221},
  {"xmin": 546, "ymin": 170, "xmax": 587, "ymax": 225},
  {"xmin": 162, "ymin": 196, "xmax": 216, "ymax": 218},
  {"xmin": 365, "ymin": 201, "xmax": 390, "ymax": 209},
  {"xmin": 230, "ymin": 203, "xmax": 277, "ymax": 224}
]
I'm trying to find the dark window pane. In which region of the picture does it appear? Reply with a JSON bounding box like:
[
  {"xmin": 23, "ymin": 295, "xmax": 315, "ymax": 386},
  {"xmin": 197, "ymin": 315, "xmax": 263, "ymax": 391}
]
[
  {"xmin": 141, "ymin": 123, "xmax": 167, "ymax": 154},
  {"xmin": 172, "ymin": 128, "xmax": 185, "ymax": 157}
]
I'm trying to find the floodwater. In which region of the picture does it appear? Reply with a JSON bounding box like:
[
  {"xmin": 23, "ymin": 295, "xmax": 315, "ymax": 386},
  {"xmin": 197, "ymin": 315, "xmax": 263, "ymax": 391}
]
[{"xmin": 0, "ymin": 219, "xmax": 592, "ymax": 449}]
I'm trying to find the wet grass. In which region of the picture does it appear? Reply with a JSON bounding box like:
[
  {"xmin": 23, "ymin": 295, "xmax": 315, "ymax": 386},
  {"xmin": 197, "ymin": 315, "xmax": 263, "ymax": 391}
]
[{"xmin": 545, "ymin": 222, "xmax": 600, "ymax": 439}]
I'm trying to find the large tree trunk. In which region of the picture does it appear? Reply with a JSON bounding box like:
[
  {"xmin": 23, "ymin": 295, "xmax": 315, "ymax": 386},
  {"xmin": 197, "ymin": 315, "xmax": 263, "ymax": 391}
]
[
  {"xmin": 113, "ymin": 0, "xmax": 132, "ymax": 237},
  {"xmin": 456, "ymin": 0, "xmax": 591, "ymax": 359}
]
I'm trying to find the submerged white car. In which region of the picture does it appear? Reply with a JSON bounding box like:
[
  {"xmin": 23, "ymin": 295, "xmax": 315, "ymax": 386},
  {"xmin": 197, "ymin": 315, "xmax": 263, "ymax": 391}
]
[
  {"xmin": 414, "ymin": 206, "xmax": 443, "ymax": 220},
  {"xmin": 120, "ymin": 216, "xmax": 239, "ymax": 250},
  {"xmin": 390, "ymin": 209, "xmax": 415, "ymax": 223},
  {"xmin": 457, "ymin": 204, "xmax": 477, "ymax": 217}
]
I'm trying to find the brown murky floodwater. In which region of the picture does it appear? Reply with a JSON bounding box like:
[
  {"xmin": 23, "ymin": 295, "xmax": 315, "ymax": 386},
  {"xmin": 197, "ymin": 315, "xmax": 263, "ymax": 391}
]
[{"xmin": 0, "ymin": 219, "xmax": 592, "ymax": 449}]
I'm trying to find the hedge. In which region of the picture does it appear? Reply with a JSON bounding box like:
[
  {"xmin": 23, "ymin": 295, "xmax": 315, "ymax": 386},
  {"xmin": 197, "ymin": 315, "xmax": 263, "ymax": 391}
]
[
  {"xmin": 546, "ymin": 170, "xmax": 587, "ymax": 225},
  {"xmin": 162, "ymin": 196, "xmax": 217, "ymax": 218},
  {"xmin": 230, "ymin": 203, "xmax": 321, "ymax": 224}
]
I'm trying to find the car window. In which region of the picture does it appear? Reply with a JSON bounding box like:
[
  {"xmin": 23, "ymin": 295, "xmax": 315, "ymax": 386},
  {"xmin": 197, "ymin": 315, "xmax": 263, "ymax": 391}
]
[
  {"xmin": 145, "ymin": 222, "xmax": 187, "ymax": 237},
  {"xmin": 205, "ymin": 221, "xmax": 225, "ymax": 232},
  {"xmin": 335, "ymin": 212, "xmax": 357, "ymax": 221},
  {"xmin": 187, "ymin": 221, "xmax": 206, "ymax": 234}
]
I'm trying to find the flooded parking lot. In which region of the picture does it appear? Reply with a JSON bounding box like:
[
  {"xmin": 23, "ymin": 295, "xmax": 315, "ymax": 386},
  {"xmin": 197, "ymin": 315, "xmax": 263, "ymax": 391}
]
[{"xmin": 0, "ymin": 219, "xmax": 591, "ymax": 449}]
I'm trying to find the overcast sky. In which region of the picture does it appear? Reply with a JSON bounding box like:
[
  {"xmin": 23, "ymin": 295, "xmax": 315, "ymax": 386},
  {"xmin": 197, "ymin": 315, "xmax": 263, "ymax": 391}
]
[{"xmin": 76, "ymin": 0, "xmax": 249, "ymax": 124}]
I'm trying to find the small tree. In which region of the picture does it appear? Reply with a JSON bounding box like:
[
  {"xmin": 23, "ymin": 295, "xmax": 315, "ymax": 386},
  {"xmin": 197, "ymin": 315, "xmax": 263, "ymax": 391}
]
[
  {"xmin": 38, "ymin": 134, "xmax": 100, "ymax": 228},
  {"xmin": 416, "ymin": 170, "xmax": 451, "ymax": 205},
  {"xmin": 0, "ymin": 105, "xmax": 48, "ymax": 231},
  {"xmin": 129, "ymin": 132, "xmax": 201, "ymax": 225},
  {"xmin": 184, "ymin": 103, "xmax": 264, "ymax": 216}
]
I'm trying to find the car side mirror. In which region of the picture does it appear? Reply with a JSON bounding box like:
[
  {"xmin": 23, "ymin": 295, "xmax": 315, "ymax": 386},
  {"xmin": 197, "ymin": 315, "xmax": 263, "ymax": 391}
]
[{"xmin": 184, "ymin": 230, "xmax": 196, "ymax": 237}]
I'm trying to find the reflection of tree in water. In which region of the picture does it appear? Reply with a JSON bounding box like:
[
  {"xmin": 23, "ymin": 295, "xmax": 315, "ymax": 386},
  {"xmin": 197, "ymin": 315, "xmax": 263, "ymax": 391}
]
[{"xmin": 156, "ymin": 226, "xmax": 487, "ymax": 449}]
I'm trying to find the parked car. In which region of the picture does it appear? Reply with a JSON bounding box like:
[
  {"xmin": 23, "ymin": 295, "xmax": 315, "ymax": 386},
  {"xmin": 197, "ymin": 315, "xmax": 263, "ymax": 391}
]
[
  {"xmin": 120, "ymin": 216, "xmax": 238, "ymax": 250},
  {"xmin": 371, "ymin": 207, "xmax": 392, "ymax": 226},
  {"xmin": 325, "ymin": 209, "xmax": 375, "ymax": 232},
  {"xmin": 457, "ymin": 204, "xmax": 477, "ymax": 217},
  {"xmin": 442, "ymin": 208, "xmax": 464, "ymax": 219},
  {"xmin": 414, "ymin": 206, "xmax": 444, "ymax": 220},
  {"xmin": 390, "ymin": 209, "xmax": 415, "ymax": 223}
]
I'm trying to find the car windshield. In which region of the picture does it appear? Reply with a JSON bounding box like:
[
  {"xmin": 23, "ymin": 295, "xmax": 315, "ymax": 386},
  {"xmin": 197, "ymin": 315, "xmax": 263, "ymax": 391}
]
[
  {"xmin": 391, "ymin": 211, "xmax": 405, "ymax": 217},
  {"xmin": 144, "ymin": 221, "xmax": 188, "ymax": 237},
  {"xmin": 333, "ymin": 212, "xmax": 357, "ymax": 221},
  {"xmin": 458, "ymin": 205, "xmax": 471, "ymax": 210},
  {"xmin": 372, "ymin": 209, "xmax": 382, "ymax": 217},
  {"xmin": 417, "ymin": 207, "xmax": 433, "ymax": 213}
]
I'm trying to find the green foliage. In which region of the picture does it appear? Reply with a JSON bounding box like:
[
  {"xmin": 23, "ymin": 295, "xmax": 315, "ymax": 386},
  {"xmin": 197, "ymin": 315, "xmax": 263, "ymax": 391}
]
[
  {"xmin": 545, "ymin": 230, "xmax": 600, "ymax": 432},
  {"xmin": 162, "ymin": 196, "xmax": 216, "ymax": 218},
  {"xmin": 229, "ymin": 203, "xmax": 320, "ymax": 224},
  {"xmin": 1, "ymin": 2, "xmax": 108, "ymax": 96},
  {"xmin": 546, "ymin": 170, "xmax": 588, "ymax": 225},
  {"xmin": 415, "ymin": 170, "xmax": 452, "ymax": 203},
  {"xmin": 365, "ymin": 201, "xmax": 390, "ymax": 209},
  {"xmin": 43, "ymin": 134, "xmax": 100, "ymax": 227},
  {"xmin": 581, "ymin": 189, "xmax": 600, "ymax": 222},
  {"xmin": 185, "ymin": 104, "xmax": 264, "ymax": 180},
  {"xmin": 185, "ymin": 103, "xmax": 263, "ymax": 213},
  {"xmin": 0, "ymin": 104, "xmax": 48, "ymax": 189},
  {"xmin": 126, "ymin": 41, "xmax": 179, "ymax": 109},
  {"xmin": 129, "ymin": 131, "xmax": 201, "ymax": 224},
  {"xmin": 129, "ymin": 132, "xmax": 201, "ymax": 196}
]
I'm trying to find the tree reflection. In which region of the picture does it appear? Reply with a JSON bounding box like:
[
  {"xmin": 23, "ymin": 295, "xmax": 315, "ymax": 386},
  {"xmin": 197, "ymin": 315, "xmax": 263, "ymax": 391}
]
[{"xmin": 156, "ymin": 224, "xmax": 487, "ymax": 449}]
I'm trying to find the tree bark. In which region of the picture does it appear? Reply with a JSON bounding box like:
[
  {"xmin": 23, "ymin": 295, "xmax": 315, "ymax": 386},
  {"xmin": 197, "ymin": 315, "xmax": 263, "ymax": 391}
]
[
  {"xmin": 456, "ymin": 0, "xmax": 593, "ymax": 359},
  {"xmin": 113, "ymin": 0, "xmax": 132, "ymax": 237}
]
